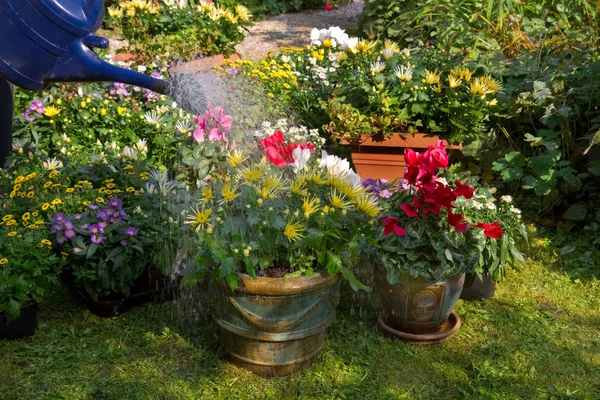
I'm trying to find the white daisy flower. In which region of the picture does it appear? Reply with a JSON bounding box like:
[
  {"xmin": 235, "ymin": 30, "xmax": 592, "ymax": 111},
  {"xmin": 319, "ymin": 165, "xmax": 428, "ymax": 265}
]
[{"xmin": 501, "ymin": 195, "xmax": 513, "ymax": 203}]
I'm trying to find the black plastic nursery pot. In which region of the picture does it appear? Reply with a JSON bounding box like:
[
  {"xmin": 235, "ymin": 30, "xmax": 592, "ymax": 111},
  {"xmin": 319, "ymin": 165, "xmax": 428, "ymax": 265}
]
[
  {"xmin": 0, "ymin": 302, "xmax": 38, "ymax": 340},
  {"xmin": 460, "ymin": 272, "xmax": 496, "ymax": 301},
  {"xmin": 62, "ymin": 268, "xmax": 180, "ymax": 318}
]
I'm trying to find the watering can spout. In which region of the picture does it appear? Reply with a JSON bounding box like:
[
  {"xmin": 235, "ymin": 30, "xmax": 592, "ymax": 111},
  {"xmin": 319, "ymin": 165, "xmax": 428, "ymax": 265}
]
[{"xmin": 47, "ymin": 35, "xmax": 170, "ymax": 95}]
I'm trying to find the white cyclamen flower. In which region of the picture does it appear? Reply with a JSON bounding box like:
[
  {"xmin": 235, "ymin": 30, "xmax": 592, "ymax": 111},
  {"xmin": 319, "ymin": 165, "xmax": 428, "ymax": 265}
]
[
  {"xmin": 319, "ymin": 150, "xmax": 361, "ymax": 186},
  {"xmin": 290, "ymin": 147, "xmax": 311, "ymax": 173}
]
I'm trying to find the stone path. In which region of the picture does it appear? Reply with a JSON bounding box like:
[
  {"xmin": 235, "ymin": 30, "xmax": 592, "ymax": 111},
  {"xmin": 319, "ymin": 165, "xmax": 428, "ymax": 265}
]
[{"xmin": 235, "ymin": 1, "xmax": 364, "ymax": 60}]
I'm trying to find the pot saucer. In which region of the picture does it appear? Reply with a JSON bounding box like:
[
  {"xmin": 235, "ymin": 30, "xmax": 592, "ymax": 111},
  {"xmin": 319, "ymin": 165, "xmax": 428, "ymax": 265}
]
[{"xmin": 377, "ymin": 312, "xmax": 461, "ymax": 345}]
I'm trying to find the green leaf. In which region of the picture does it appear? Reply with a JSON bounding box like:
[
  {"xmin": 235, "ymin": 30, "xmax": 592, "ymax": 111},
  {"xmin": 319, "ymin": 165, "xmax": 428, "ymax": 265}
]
[
  {"xmin": 500, "ymin": 167, "xmax": 522, "ymax": 182},
  {"xmin": 505, "ymin": 151, "xmax": 526, "ymax": 167},
  {"xmin": 528, "ymin": 155, "xmax": 555, "ymax": 181},
  {"xmin": 86, "ymin": 244, "xmax": 99, "ymax": 260},
  {"xmin": 522, "ymin": 175, "xmax": 538, "ymax": 189},
  {"xmin": 563, "ymin": 203, "xmax": 588, "ymax": 221}
]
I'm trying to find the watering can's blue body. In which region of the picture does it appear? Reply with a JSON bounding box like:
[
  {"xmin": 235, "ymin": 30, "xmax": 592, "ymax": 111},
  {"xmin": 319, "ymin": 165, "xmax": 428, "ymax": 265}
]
[{"xmin": 0, "ymin": 0, "xmax": 169, "ymax": 93}]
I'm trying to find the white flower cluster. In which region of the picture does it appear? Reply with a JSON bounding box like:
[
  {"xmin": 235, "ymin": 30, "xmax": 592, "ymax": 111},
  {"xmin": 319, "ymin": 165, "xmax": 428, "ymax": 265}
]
[
  {"xmin": 309, "ymin": 26, "xmax": 358, "ymax": 51},
  {"xmin": 254, "ymin": 119, "xmax": 326, "ymax": 152},
  {"xmin": 319, "ymin": 151, "xmax": 361, "ymax": 187}
]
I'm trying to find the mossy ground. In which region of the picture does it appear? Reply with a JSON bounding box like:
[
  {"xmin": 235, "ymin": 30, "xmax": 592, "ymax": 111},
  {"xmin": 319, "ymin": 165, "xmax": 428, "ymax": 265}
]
[{"xmin": 1, "ymin": 228, "xmax": 599, "ymax": 399}]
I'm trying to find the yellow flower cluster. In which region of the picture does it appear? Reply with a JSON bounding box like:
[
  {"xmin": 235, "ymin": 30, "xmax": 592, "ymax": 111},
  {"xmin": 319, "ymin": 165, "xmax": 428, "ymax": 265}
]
[
  {"xmin": 196, "ymin": 1, "xmax": 251, "ymax": 23},
  {"xmin": 109, "ymin": 0, "xmax": 160, "ymax": 18}
]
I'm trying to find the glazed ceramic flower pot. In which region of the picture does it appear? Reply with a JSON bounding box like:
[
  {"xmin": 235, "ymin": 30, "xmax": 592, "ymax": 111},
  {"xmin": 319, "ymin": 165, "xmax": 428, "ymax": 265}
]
[
  {"xmin": 374, "ymin": 266, "xmax": 464, "ymax": 334},
  {"xmin": 210, "ymin": 271, "xmax": 341, "ymax": 377},
  {"xmin": 460, "ymin": 272, "xmax": 496, "ymax": 301},
  {"xmin": 340, "ymin": 133, "xmax": 461, "ymax": 181},
  {"xmin": 0, "ymin": 302, "xmax": 38, "ymax": 340}
]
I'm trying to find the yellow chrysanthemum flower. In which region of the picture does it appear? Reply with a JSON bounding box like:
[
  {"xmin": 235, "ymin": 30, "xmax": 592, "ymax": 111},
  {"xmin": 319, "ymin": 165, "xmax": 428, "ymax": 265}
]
[
  {"xmin": 283, "ymin": 219, "xmax": 305, "ymax": 242},
  {"xmin": 220, "ymin": 182, "xmax": 239, "ymax": 203},
  {"xmin": 184, "ymin": 205, "xmax": 213, "ymax": 233},
  {"xmin": 448, "ymin": 75, "xmax": 462, "ymax": 88},
  {"xmin": 355, "ymin": 195, "xmax": 381, "ymax": 217},
  {"xmin": 468, "ymin": 78, "xmax": 492, "ymax": 97},
  {"xmin": 235, "ymin": 5, "xmax": 252, "ymax": 21},
  {"xmin": 227, "ymin": 149, "xmax": 248, "ymax": 168},
  {"xmin": 480, "ymin": 74, "xmax": 502, "ymax": 93},
  {"xmin": 302, "ymin": 197, "xmax": 319, "ymax": 219},
  {"xmin": 423, "ymin": 69, "xmax": 441, "ymax": 85},
  {"xmin": 202, "ymin": 187, "xmax": 213, "ymax": 203},
  {"xmin": 329, "ymin": 190, "xmax": 352, "ymax": 211}
]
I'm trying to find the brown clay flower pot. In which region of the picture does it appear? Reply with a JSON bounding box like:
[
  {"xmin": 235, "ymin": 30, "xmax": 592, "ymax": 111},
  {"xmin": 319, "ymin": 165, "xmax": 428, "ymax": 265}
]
[
  {"xmin": 340, "ymin": 133, "xmax": 461, "ymax": 182},
  {"xmin": 210, "ymin": 272, "xmax": 341, "ymax": 377},
  {"xmin": 374, "ymin": 266, "xmax": 464, "ymax": 334},
  {"xmin": 460, "ymin": 272, "xmax": 496, "ymax": 301}
]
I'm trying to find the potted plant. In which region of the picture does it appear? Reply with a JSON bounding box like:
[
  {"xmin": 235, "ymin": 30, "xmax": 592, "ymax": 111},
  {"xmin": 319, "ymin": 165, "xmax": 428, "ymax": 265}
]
[
  {"xmin": 0, "ymin": 210, "xmax": 61, "ymax": 339},
  {"xmin": 48, "ymin": 156, "xmax": 184, "ymax": 317},
  {"xmin": 183, "ymin": 126, "xmax": 378, "ymax": 376},
  {"xmin": 367, "ymin": 141, "xmax": 502, "ymax": 343},
  {"xmin": 453, "ymin": 187, "xmax": 528, "ymax": 300},
  {"xmin": 320, "ymin": 42, "xmax": 499, "ymax": 181}
]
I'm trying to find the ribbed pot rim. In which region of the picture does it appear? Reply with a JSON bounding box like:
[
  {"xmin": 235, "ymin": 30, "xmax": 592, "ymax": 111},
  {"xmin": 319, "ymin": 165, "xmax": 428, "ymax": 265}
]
[{"xmin": 214, "ymin": 271, "xmax": 341, "ymax": 296}]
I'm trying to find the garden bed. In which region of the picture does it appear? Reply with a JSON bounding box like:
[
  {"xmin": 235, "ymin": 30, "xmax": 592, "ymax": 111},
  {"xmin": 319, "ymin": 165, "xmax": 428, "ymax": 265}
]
[{"xmin": 1, "ymin": 231, "xmax": 598, "ymax": 399}]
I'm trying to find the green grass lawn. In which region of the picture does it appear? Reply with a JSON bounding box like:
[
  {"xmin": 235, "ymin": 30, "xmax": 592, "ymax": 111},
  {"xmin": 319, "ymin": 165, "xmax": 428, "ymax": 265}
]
[{"xmin": 1, "ymin": 228, "xmax": 599, "ymax": 400}]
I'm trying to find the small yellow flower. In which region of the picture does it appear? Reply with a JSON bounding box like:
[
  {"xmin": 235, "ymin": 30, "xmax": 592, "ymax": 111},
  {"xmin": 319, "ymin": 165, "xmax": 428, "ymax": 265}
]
[
  {"xmin": 56, "ymin": 98, "xmax": 62, "ymax": 105},
  {"xmin": 2, "ymin": 215, "xmax": 13, "ymax": 222},
  {"xmin": 7, "ymin": 231, "xmax": 17, "ymax": 237},
  {"xmin": 6, "ymin": 220, "xmax": 17, "ymax": 227},
  {"xmin": 106, "ymin": 183, "xmax": 116, "ymax": 189},
  {"xmin": 118, "ymin": 106, "xmax": 127, "ymax": 115},
  {"xmin": 80, "ymin": 101, "xmax": 87, "ymax": 108},
  {"xmin": 44, "ymin": 105, "xmax": 61, "ymax": 117},
  {"xmin": 227, "ymin": 149, "xmax": 248, "ymax": 168},
  {"xmin": 66, "ymin": 188, "xmax": 74, "ymax": 193},
  {"xmin": 51, "ymin": 199, "xmax": 62, "ymax": 205},
  {"xmin": 49, "ymin": 171, "xmax": 60, "ymax": 179},
  {"xmin": 0, "ymin": 258, "xmax": 7, "ymax": 264},
  {"xmin": 202, "ymin": 187, "xmax": 213, "ymax": 202},
  {"xmin": 42, "ymin": 203, "xmax": 50, "ymax": 210},
  {"xmin": 14, "ymin": 176, "xmax": 25, "ymax": 184},
  {"xmin": 96, "ymin": 197, "xmax": 106, "ymax": 204},
  {"xmin": 41, "ymin": 239, "xmax": 52, "ymax": 246},
  {"xmin": 468, "ymin": 78, "xmax": 492, "ymax": 97},
  {"xmin": 101, "ymin": 108, "xmax": 107, "ymax": 116},
  {"xmin": 27, "ymin": 191, "xmax": 34, "ymax": 198},
  {"xmin": 322, "ymin": 39, "xmax": 333, "ymax": 48},
  {"xmin": 32, "ymin": 212, "xmax": 39, "ymax": 217},
  {"xmin": 355, "ymin": 194, "xmax": 381, "ymax": 217},
  {"xmin": 25, "ymin": 172, "xmax": 37, "ymax": 180},
  {"xmin": 22, "ymin": 212, "xmax": 31, "ymax": 221},
  {"xmin": 126, "ymin": 187, "xmax": 136, "ymax": 192}
]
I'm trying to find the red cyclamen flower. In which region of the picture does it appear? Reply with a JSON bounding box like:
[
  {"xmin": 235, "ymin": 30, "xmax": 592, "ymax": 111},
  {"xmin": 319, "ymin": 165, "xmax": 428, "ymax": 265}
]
[
  {"xmin": 401, "ymin": 197, "xmax": 421, "ymax": 218},
  {"xmin": 447, "ymin": 210, "xmax": 468, "ymax": 233},
  {"xmin": 473, "ymin": 221, "xmax": 503, "ymax": 239},
  {"xmin": 382, "ymin": 216, "xmax": 407, "ymax": 236},
  {"xmin": 325, "ymin": 3, "xmax": 333, "ymax": 11},
  {"xmin": 453, "ymin": 180, "xmax": 474, "ymax": 200}
]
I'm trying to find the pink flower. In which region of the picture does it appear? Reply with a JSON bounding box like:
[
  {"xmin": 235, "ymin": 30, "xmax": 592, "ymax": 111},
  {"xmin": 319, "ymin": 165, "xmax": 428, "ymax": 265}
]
[
  {"xmin": 453, "ymin": 180, "xmax": 474, "ymax": 200},
  {"xmin": 325, "ymin": 3, "xmax": 333, "ymax": 11},
  {"xmin": 208, "ymin": 128, "xmax": 222, "ymax": 141},
  {"xmin": 193, "ymin": 127, "xmax": 205, "ymax": 143},
  {"xmin": 401, "ymin": 197, "xmax": 421, "ymax": 218}
]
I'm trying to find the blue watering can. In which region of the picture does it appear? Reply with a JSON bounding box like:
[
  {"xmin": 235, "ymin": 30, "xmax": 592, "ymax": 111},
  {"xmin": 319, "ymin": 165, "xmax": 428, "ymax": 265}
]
[{"xmin": 0, "ymin": 0, "xmax": 169, "ymax": 93}]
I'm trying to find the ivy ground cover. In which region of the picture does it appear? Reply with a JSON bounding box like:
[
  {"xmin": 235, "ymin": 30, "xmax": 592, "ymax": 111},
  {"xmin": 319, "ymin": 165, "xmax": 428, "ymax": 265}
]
[{"xmin": 1, "ymin": 229, "xmax": 598, "ymax": 399}]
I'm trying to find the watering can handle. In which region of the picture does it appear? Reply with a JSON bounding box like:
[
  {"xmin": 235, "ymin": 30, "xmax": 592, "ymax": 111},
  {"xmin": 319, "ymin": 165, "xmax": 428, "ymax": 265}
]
[{"xmin": 82, "ymin": 35, "xmax": 109, "ymax": 50}]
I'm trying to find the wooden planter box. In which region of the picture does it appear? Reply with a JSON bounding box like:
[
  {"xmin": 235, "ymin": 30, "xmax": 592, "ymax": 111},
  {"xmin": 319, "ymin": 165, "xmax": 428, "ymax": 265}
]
[{"xmin": 340, "ymin": 133, "xmax": 462, "ymax": 182}]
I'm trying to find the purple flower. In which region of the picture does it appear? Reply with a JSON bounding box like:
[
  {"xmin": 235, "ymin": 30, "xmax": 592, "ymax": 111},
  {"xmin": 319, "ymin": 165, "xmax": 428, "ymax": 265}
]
[
  {"xmin": 151, "ymin": 71, "xmax": 162, "ymax": 79},
  {"xmin": 108, "ymin": 198, "xmax": 123, "ymax": 209},
  {"xmin": 64, "ymin": 229, "xmax": 76, "ymax": 239},
  {"xmin": 22, "ymin": 111, "xmax": 35, "ymax": 122},
  {"xmin": 73, "ymin": 247, "xmax": 83, "ymax": 254},
  {"xmin": 110, "ymin": 82, "xmax": 130, "ymax": 97},
  {"xmin": 51, "ymin": 223, "xmax": 63, "ymax": 233},
  {"xmin": 64, "ymin": 221, "xmax": 74, "ymax": 230},
  {"xmin": 88, "ymin": 224, "xmax": 102, "ymax": 234},
  {"xmin": 96, "ymin": 209, "xmax": 110, "ymax": 221},
  {"xmin": 87, "ymin": 204, "xmax": 99, "ymax": 210},
  {"xmin": 99, "ymin": 221, "xmax": 108, "ymax": 230},
  {"xmin": 56, "ymin": 233, "xmax": 66, "ymax": 244},
  {"xmin": 75, "ymin": 214, "xmax": 83, "ymax": 220},
  {"xmin": 30, "ymin": 99, "xmax": 45, "ymax": 114},
  {"xmin": 54, "ymin": 213, "xmax": 66, "ymax": 223},
  {"xmin": 91, "ymin": 234, "xmax": 105, "ymax": 244},
  {"xmin": 133, "ymin": 86, "xmax": 142, "ymax": 92},
  {"xmin": 379, "ymin": 189, "xmax": 391, "ymax": 198},
  {"xmin": 120, "ymin": 240, "xmax": 127, "ymax": 246},
  {"xmin": 81, "ymin": 224, "xmax": 89, "ymax": 230},
  {"xmin": 125, "ymin": 226, "xmax": 138, "ymax": 237},
  {"xmin": 110, "ymin": 217, "xmax": 121, "ymax": 224},
  {"xmin": 144, "ymin": 89, "xmax": 158, "ymax": 102}
]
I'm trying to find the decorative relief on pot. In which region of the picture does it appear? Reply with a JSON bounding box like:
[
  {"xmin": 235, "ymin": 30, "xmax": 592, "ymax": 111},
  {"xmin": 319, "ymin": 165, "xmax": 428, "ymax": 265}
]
[{"xmin": 405, "ymin": 283, "xmax": 446, "ymax": 324}]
